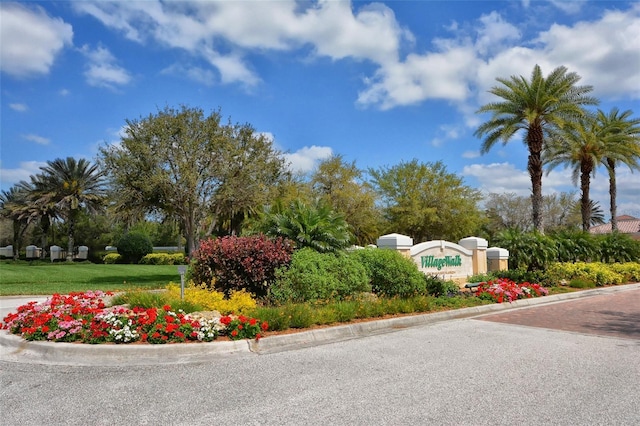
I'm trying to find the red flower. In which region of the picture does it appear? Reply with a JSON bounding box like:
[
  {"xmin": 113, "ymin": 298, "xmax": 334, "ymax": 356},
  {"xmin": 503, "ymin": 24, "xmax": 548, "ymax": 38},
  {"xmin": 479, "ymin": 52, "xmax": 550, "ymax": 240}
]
[
  {"xmin": 220, "ymin": 316, "xmax": 232, "ymax": 326},
  {"xmin": 152, "ymin": 332, "xmax": 161, "ymax": 338},
  {"xmin": 165, "ymin": 315, "xmax": 174, "ymax": 323},
  {"xmin": 249, "ymin": 318, "xmax": 257, "ymax": 326},
  {"xmin": 163, "ymin": 305, "xmax": 171, "ymax": 312},
  {"xmin": 238, "ymin": 324, "xmax": 243, "ymax": 330},
  {"xmin": 231, "ymin": 330, "xmax": 238, "ymax": 337},
  {"xmin": 261, "ymin": 321, "xmax": 269, "ymax": 331},
  {"xmin": 255, "ymin": 333, "xmax": 261, "ymax": 340}
]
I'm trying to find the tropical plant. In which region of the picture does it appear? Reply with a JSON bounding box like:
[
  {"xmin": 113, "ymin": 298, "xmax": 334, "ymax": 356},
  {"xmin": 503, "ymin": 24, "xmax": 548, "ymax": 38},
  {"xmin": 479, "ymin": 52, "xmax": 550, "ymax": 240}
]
[
  {"xmin": 595, "ymin": 108, "xmax": 640, "ymax": 231},
  {"xmin": 0, "ymin": 186, "xmax": 30, "ymax": 259},
  {"xmin": 249, "ymin": 199, "xmax": 352, "ymax": 253},
  {"xmin": 475, "ymin": 64, "xmax": 598, "ymax": 232},
  {"xmin": 493, "ymin": 228, "xmax": 557, "ymax": 271},
  {"xmin": 30, "ymin": 158, "xmax": 106, "ymax": 261}
]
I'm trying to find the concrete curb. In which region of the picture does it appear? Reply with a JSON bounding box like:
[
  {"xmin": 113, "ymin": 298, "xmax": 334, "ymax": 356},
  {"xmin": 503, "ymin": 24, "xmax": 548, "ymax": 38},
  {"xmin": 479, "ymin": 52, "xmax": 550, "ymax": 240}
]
[{"xmin": 2, "ymin": 283, "xmax": 639, "ymax": 366}]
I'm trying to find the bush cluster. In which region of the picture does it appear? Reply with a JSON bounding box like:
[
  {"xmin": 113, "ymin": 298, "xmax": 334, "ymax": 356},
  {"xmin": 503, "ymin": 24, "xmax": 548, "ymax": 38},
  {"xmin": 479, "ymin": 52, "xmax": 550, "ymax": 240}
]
[
  {"xmin": 269, "ymin": 248, "xmax": 370, "ymax": 304},
  {"xmin": 103, "ymin": 253, "xmax": 122, "ymax": 264},
  {"xmin": 350, "ymin": 248, "xmax": 426, "ymax": 297},
  {"xmin": 546, "ymin": 262, "xmax": 626, "ymax": 286},
  {"xmin": 164, "ymin": 283, "xmax": 256, "ymax": 315},
  {"xmin": 140, "ymin": 253, "xmax": 186, "ymax": 265},
  {"xmin": 190, "ymin": 235, "xmax": 294, "ymax": 297},
  {"xmin": 494, "ymin": 229, "xmax": 640, "ymax": 271},
  {"xmin": 117, "ymin": 232, "xmax": 153, "ymax": 264}
]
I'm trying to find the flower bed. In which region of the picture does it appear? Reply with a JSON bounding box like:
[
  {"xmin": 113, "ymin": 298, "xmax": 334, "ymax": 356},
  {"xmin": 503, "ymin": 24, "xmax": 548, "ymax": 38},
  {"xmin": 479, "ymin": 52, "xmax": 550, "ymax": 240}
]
[
  {"xmin": 1, "ymin": 291, "xmax": 267, "ymax": 344},
  {"xmin": 475, "ymin": 278, "xmax": 549, "ymax": 303}
]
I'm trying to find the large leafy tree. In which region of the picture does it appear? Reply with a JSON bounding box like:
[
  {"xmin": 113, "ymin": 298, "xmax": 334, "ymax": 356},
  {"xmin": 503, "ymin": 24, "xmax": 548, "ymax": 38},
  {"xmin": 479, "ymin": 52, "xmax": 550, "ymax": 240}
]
[
  {"xmin": 369, "ymin": 159, "xmax": 483, "ymax": 242},
  {"xmin": 33, "ymin": 157, "xmax": 106, "ymax": 261},
  {"xmin": 475, "ymin": 64, "xmax": 598, "ymax": 232},
  {"xmin": 595, "ymin": 108, "xmax": 640, "ymax": 231},
  {"xmin": 99, "ymin": 105, "xmax": 286, "ymax": 255},
  {"xmin": 310, "ymin": 155, "xmax": 381, "ymax": 245}
]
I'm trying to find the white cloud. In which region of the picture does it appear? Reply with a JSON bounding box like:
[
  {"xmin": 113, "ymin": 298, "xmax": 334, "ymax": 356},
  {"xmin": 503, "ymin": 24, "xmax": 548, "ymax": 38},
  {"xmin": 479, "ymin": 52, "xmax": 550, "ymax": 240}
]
[
  {"xmin": 80, "ymin": 45, "xmax": 132, "ymax": 89},
  {"xmin": 0, "ymin": 3, "xmax": 73, "ymax": 78},
  {"xmin": 59, "ymin": 89, "xmax": 70, "ymax": 96},
  {"xmin": 283, "ymin": 146, "xmax": 333, "ymax": 174},
  {"xmin": 21, "ymin": 134, "xmax": 50, "ymax": 145},
  {"xmin": 161, "ymin": 63, "xmax": 216, "ymax": 86},
  {"xmin": 0, "ymin": 161, "xmax": 47, "ymax": 189},
  {"xmin": 462, "ymin": 151, "xmax": 480, "ymax": 159},
  {"xmin": 9, "ymin": 103, "xmax": 28, "ymax": 112}
]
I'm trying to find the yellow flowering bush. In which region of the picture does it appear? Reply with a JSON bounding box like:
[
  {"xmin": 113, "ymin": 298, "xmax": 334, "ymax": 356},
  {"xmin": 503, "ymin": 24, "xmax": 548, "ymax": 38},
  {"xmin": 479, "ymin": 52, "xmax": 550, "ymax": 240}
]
[
  {"xmin": 140, "ymin": 253, "xmax": 186, "ymax": 265},
  {"xmin": 103, "ymin": 253, "xmax": 122, "ymax": 264},
  {"xmin": 547, "ymin": 262, "xmax": 625, "ymax": 286},
  {"xmin": 610, "ymin": 262, "xmax": 640, "ymax": 282},
  {"xmin": 165, "ymin": 282, "xmax": 256, "ymax": 314}
]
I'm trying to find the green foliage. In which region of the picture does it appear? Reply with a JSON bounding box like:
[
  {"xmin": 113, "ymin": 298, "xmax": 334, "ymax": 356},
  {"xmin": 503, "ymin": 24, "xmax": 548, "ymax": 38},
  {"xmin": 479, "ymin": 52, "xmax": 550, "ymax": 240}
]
[
  {"xmin": 103, "ymin": 253, "xmax": 122, "ymax": 264},
  {"xmin": 424, "ymin": 275, "xmax": 461, "ymax": 297},
  {"xmin": 350, "ymin": 248, "xmax": 426, "ymax": 297},
  {"xmin": 493, "ymin": 229, "xmax": 558, "ymax": 271},
  {"xmin": 139, "ymin": 253, "xmax": 186, "ymax": 265},
  {"xmin": 249, "ymin": 199, "xmax": 352, "ymax": 253},
  {"xmin": 490, "ymin": 268, "xmax": 553, "ymax": 287},
  {"xmin": 546, "ymin": 262, "xmax": 625, "ymax": 286},
  {"xmin": 596, "ymin": 232, "xmax": 640, "ymax": 262},
  {"xmin": 568, "ymin": 278, "xmax": 596, "ymax": 289},
  {"xmin": 110, "ymin": 290, "xmax": 204, "ymax": 313},
  {"xmin": 117, "ymin": 231, "xmax": 153, "ymax": 264},
  {"xmin": 270, "ymin": 248, "xmax": 371, "ymax": 304},
  {"xmin": 551, "ymin": 229, "xmax": 598, "ymax": 262},
  {"xmin": 369, "ymin": 159, "xmax": 484, "ymax": 242}
]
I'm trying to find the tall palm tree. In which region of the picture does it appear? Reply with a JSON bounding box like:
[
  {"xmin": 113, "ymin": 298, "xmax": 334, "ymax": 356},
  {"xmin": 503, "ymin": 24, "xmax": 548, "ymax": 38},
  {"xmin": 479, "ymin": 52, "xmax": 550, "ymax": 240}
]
[
  {"xmin": 34, "ymin": 157, "xmax": 106, "ymax": 261},
  {"xmin": 595, "ymin": 108, "xmax": 640, "ymax": 231},
  {"xmin": 17, "ymin": 175, "xmax": 60, "ymax": 258},
  {"xmin": 475, "ymin": 64, "xmax": 598, "ymax": 232},
  {"xmin": 0, "ymin": 186, "xmax": 30, "ymax": 260},
  {"xmin": 544, "ymin": 117, "xmax": 607, "ymax": 231}
]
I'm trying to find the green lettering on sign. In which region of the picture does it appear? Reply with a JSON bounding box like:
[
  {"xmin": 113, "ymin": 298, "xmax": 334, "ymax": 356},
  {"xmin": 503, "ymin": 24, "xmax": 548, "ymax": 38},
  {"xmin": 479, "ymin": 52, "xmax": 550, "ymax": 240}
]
[{"xmin": 420, "ymin": 255, "xmax": 462, "ymax": 270}]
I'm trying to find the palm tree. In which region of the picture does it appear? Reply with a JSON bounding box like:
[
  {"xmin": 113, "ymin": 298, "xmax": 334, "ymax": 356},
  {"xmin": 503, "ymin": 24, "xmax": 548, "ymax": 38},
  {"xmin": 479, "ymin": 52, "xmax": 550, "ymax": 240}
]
[
  {"xmin": 475, "ymin": 64, "xmax": 598, "ymax": 232},
  {"xmin": 34, "ymin": 157, "xmax": 106, "ymax": 261},
  {"xmin": 544, "ymin": 117, "xmax": 608, "ymax": 231},
  {"xmin": 17, "ymin": 175, "xmax": 60, "ymax": 258},
  {"xmin": 0, "ymin": 186, "xmax": 30, "ymax": 260},
  {"xmin": 595, "ymin": 108, "xmax": 640, "ymax": 231},
  {"xmin": 250, "ymin": 199, "xmax": 352, "ymax": 253}
]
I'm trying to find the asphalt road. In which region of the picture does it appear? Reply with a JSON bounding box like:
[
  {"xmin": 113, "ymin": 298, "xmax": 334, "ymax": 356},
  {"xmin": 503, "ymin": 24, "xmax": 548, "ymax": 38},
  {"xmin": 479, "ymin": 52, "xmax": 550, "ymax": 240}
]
[{"xmin": 2, "ymin": 289, "xmax": 639, "ymax": 426}]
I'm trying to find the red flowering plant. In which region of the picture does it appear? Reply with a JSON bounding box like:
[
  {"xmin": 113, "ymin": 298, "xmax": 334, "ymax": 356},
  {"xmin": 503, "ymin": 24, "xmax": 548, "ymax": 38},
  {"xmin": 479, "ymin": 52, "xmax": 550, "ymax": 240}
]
[
  {"xmin": 1, "ymin": 292, "xmax": 265, "ymax": 344},
  {"xmin": 220, "ymin": 314, "xmax": 269, "ymax": 340},
  {"xmin": 475, "ymin": 278, "xmax": 549, "ymax": 303}
]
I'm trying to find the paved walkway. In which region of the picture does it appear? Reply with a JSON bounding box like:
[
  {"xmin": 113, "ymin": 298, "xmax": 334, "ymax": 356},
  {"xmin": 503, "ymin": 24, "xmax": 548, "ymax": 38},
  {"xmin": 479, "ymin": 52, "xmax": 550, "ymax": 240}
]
[{"xmin": 477, "ymin": 287, "xmax": 640, "ymax": 340}]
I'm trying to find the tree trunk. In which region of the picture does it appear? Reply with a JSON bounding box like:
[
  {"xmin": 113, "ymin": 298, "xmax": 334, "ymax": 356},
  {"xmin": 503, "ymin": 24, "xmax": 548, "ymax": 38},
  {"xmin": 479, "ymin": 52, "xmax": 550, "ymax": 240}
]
[
  {"xmin": 67, "ymin": 218, "xmax": 75, "ymax": 262},
  {"xmin": 607, "ymin": 158, "xmax": 617, "ymax": 232},
  {"xmin": 580, "ymin": 161, "xmax": 593, "ymax": 232},
  {"xmin": 527, "ymin": 124, "xmax": 545, "ymax": 233}
]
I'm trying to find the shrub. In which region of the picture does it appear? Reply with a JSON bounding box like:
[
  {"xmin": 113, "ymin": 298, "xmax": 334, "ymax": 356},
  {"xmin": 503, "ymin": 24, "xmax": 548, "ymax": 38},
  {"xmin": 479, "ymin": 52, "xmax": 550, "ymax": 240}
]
[
  {"xmin": 424, "ymin": 275, "xmax": 460, "ymax": 297},
  {"xmin": 546, "ymin": 262, "xmax": 625, "ymax": 286},
  {"xmin": 140, "ymin": 253, "xmax": 186, "ymax": 265},
  {"xmin": 568, "ymin": 278, "xmax": 596, "ymax": 289},
  {"xmin": 270, "ymin": 248, "xmax": 371, "ymax": 304},
  {"xmin": 490, "ymin": 268, "xmax": 553, "ymax": 288},
  {"xmin": 350, "ymin": 248, "xmax": 426, "ymax": 297},
  {"xmin": 190, "ymin": 235, "xmax": 294, "ymax": 297},
  {"xmin": 103, "ymin": 253, "xmax": 122, "ymax": 264},
  {"xmin": 117, "ymin": 232, "xmax": 153, "ymax": 264},
  {"xmin": 609, "ymin": 262, "xmax": 640, "ymax": 282},
  {"xmin": 493, "ymin": 229, "xmax": 557, "ymax": 271},
  {"xmin": 596, "ymin": 233, "xmax": 640, "ymax": 263},
  {"xmin": 165, "ymin": 283, "xmax": 256, "ymax": 315}
]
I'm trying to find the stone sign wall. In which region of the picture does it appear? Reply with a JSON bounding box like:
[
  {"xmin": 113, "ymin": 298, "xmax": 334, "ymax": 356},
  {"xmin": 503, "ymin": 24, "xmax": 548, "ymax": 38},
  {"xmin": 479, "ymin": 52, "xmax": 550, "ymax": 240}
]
[{"xmin": 410, "ymin": 240, "xmax": 474, "ymax": 279}]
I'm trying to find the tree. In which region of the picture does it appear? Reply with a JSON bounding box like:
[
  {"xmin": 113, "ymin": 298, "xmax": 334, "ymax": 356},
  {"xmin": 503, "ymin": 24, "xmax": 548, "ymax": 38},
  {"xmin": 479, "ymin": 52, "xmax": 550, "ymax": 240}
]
[
  {"xmin": 18, "ymin": 173, "xmax": 60, "ymax": 258},
  {"xmin": 33, "ymin": 158, "xmax": 106, "ymax": 261},
  {"xmin": 369, "ymin": 160, "xmax": 483, "ymax": 242},
  {"xmin": 310, "ymin": 155, "xmax": 381, "ymax": 245},
  {"xmin": 99, "ymin": 105, "xmax": 286, "ymax": 255},
  {"xmin": 595, "ymin": 108, "xmax": 640, "ymax": 231},
  {"xmin": 248, "ymin": 199, "xmax": 352, "ymax": 253},
  {"xmin": 0, "ymin": 186, "xmax": 30, "ymax": 259},
  {"xmin": 475, "ymin": 64, "xmax": 598, "ymax": 232}
]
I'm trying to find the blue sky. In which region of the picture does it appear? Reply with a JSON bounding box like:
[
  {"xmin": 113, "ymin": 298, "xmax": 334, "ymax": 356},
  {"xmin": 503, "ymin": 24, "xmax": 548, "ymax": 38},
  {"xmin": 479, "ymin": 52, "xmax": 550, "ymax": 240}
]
[{"xmin": 1, "ymin": 0, "xmax": 639, "ymax": 218}]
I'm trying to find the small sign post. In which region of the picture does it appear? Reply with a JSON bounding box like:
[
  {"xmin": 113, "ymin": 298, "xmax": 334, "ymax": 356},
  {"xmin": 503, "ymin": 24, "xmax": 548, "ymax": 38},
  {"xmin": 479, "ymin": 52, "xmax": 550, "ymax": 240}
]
[{"xmin": 177, "ymin": 266, "xmax": 187, "ymax": 300}]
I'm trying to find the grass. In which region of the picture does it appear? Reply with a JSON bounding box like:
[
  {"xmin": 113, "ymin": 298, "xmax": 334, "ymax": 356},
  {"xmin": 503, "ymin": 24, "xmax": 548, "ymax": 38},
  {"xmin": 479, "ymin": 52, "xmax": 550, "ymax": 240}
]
[{"xmin": 0, "ymin": 261, "xmax": 181, "ymax": 295}]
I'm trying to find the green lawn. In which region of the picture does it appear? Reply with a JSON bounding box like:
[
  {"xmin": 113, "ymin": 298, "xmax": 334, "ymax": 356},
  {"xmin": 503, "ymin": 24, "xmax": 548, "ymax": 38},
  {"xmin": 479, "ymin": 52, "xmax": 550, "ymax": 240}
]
[{"xmin": 0, "ymin": 262, "xmax": 182, "ymax": 295}]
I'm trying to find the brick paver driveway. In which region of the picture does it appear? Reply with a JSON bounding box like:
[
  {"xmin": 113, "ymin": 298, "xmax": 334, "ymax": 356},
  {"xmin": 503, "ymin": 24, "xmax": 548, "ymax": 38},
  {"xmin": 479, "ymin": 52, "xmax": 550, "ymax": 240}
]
[{"xmin": 477, "ymin": 288, "xmax": 640, "ymax": 340}]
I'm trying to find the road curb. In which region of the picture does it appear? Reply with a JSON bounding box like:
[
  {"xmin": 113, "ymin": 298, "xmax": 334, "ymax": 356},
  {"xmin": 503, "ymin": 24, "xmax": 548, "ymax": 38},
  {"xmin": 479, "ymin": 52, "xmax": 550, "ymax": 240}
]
[{"xmin": 2, "ymin": 283, "xmax": 639, "ymax": 365}]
